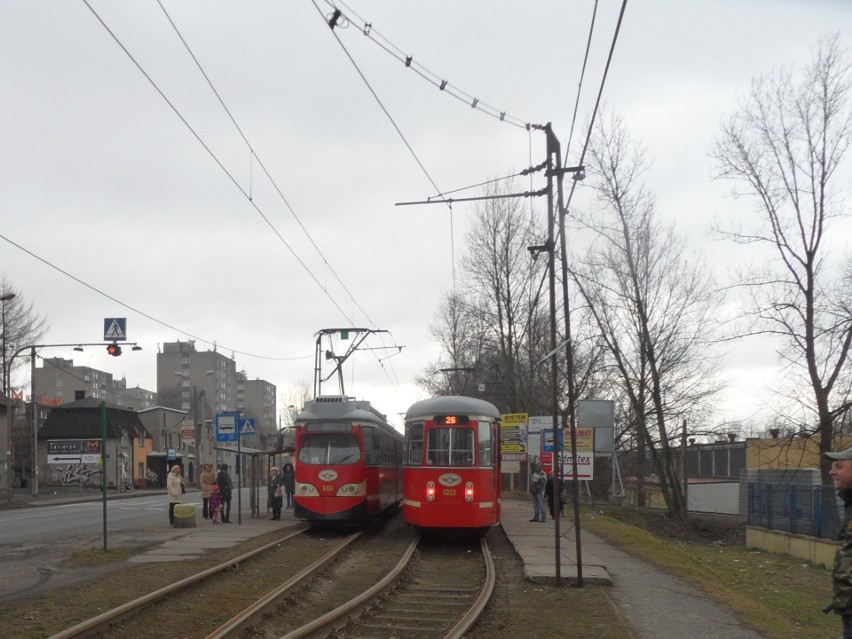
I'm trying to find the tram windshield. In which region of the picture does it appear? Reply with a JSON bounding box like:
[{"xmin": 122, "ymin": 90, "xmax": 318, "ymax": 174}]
[
  {"xmin": 299, "ymin": 433, "xmax": 361, "ymax": 465},
  {"xmin": 426, "ymin": 427, "xmax": 475, "ymax": 466}
]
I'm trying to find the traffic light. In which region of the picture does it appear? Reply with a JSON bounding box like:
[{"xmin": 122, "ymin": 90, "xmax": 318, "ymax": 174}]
[{"xmin": 106, "ymin": 343, "xmax": 122, "ymax": 357}]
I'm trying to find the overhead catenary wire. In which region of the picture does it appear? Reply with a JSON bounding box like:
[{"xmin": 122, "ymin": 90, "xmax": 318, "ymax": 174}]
[
  {"xmin": 74, "ymin": 0, "xmax": 402, "ymax": 384},
  {"xmin": 309, "ymin": 0, "xmax": 460, "ymax": 296},
  {"xmin": 323, "ymin": 0, "xmax": 531, "ymax": 130},
  {"xmin": 154, "ymin": 0, "xmax": 404, "ymax": 387},
  {"xmin": 0, "ymin": 231, "xmax": 311, "ymax": 363},
  {"xmin": 563, "ymin": 0, "xmax": 600, "ymax": 166}
]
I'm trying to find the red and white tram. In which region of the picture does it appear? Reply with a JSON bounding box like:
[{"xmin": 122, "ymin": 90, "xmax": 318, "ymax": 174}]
[
  {"xmin": 294, "ymin": 395, "xmax": 403, "ymax": 525},
  {"xmin": 403, "ymin": 396, "xmax": 502, "ymax": 530}
]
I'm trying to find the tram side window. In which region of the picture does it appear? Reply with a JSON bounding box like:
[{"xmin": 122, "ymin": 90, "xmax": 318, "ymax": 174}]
[
  {"xmin": 363, "ymin": 427, "xmax": 379, "ymax": 465},
  {"xmin": 406, "ymin": 422, "xmax": 424, "ymax": 465},
  {"xmin": 427, "ymin": 428, "xmax": 475, "ymax": 466},
  {"xmin": 478, "ymin": 421, "xmax": 494, "ymax": 467}
]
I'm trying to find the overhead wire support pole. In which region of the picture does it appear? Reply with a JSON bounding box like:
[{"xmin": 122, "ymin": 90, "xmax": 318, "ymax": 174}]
[
  {"xmin": 554, "ymin": 138, "xmax": 585, "ymax": 589},
  {"xmin": 540, "ymin": 124, "xmax": 585, "ymax": 588},
  {"xmin": 543, "ymin": 123, "xmax": 562, "ymax": 587}
]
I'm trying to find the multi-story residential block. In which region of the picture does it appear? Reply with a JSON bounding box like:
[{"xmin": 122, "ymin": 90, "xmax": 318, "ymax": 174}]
[
  {"xmin": 156, "ymin": 340, "xmax": 236, "ymax": 417},
  {"xmin": 34, "ymin": 358, "xmax": 157, "ymax": 409},
  {"xmin": 236, "ymin": 370, "xmax": 277, "ymax": 450}
]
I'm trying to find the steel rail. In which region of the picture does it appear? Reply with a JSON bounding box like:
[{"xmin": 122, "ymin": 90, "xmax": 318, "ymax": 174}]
[
  {"xmin": 46, "ymin": 528, "xmax": 308, "ymax": 639},
  {"xmin": 443, "ymin": 536, "xmax": 496, "ymax": 639},
  {"xmin": 278, "ymin": 535, "xmax": 420, "ymax": 639},
  {"xmin": 204, "ymin": 530, "xmax": 366, "ymax": 639}
]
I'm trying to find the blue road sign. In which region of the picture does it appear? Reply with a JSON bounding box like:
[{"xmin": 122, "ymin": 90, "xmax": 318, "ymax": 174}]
[{"xmin": 216, "ymin": 413, "xmax": 239, "ymax": 442}]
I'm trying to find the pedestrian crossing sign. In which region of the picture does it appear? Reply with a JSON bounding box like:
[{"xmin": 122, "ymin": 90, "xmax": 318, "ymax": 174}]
[
  {"xmin": 103, "ymin": 318, "xmax": 127, "ymax": 341},
  {"xmin": 240, "ymin": 418, "xmax": 256, "ymax": 435}
]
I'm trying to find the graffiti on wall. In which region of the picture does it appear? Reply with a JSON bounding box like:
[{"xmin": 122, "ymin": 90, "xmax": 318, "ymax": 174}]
[
  {"xmin": 52, "ymin": 464, "xmax": 102, "ymax": 486},
  {"xmin": 146, "ymin": 468, "xmax": 159, "ymax": 485}
]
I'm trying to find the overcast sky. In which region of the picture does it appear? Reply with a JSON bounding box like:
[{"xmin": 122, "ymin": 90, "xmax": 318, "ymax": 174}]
[{"xmin": 1, "ymin": 1, "xmax": 850, "ymax": 430}]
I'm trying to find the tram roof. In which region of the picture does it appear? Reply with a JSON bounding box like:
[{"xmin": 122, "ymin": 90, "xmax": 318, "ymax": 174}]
[
  {"xmin": 405, "ymin": 396, "xmax": 501, "ymax": 421},
  {"xmin": 298, "ymin": 395, "xmax": 389, "ymax": 424}
]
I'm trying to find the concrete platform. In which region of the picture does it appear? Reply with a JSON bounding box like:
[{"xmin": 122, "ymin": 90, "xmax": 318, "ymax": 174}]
[
  {"xmin": 499, "ymin": 499, "xmax": 612, "ymax": 586},
  {"xmin": 128, "ymin": 511, "xmax": 301, "ymax": 563}
]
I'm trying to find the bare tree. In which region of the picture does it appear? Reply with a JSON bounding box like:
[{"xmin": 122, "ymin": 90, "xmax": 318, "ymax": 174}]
[
  {"xmin": 421, "ymin": 181, "xmax": 550, "ymax": 412},
  {"xmin": 1, "ymin": 276, "xmax": 49, "ymax": 395},
  {"xmin": 712, "ymin": 34, "xmax": 852, "ymax": 483},
  {"xmin": 278, "ymin": 381, "xmax": 312, "ymax": 450},
  {"xmin": 418, "ymin": 292, "xmax": 489, "ymax": 397},
  {"xmin": 571, "ymin": 113, "xmax": 725, "ymax": 520}
]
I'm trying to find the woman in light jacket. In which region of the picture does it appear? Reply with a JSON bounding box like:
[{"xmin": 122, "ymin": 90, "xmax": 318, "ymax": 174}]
[{"xmin": 167, "ymin": 465, "xmax": 183, "ymax": 526}]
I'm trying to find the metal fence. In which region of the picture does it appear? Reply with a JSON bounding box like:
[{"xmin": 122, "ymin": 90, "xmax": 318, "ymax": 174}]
[{"xmin": 748, "ymin": 482, "xmax": 842, "ymax": 540}]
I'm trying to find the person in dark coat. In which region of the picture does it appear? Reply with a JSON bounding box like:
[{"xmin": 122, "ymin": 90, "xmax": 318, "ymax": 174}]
[
  {"xmin": 267, "ymin": 466, "xmax": 283, "ymax": 520},
  {"xmin": 826, "ymin": 447, "xmax": 852, "ymax": 637},
  {"xmin": 216, "ymin": 463, "xmax": 233, "ymax": 523},
  {"xmin": 544, "ymin": 474, "xmax": 566, "ymax": 519},
  {"xmin": 282, "ymin": 462, "xmax": 296, "ymax": 509}
]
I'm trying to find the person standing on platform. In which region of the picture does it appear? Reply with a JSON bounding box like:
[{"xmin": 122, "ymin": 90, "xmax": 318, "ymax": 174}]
[
  {"xmin": 268, "ymin": 466, "xmax": 283, "ymax": 520},
  {"xmin": 825, "ymin": 447, "xmax": 852, "ymax": 638},
  {"xmin": 529, "ymin": 460, "xmax": 547, "ymax": 523},
  {"xmin": 545, "ymin": 474, "xmax": 566, "ymax": 519},
  {"xmin": 199, "ymin": 463, "xmax": 215, "ymax": 519},
  {"xmin": 167, "ymin": 465, "xmax": 183, "ymax": 526},
  {"xmin": 216, "ymin": 463, "xmax": 233, "ymax": 523},
  {"xmin": 282, "ymin": 462, "xmax": 296, "ymax": 509},
  {"xmin": 209, "ymin": 484, "xmax": 221, "ymax": 523}
]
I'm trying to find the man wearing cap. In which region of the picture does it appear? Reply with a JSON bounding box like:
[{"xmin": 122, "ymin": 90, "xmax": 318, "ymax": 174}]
[
  {"xmin": 529, "ymin": 460, "xmax": 547, "ymax": 523},
  {"xmin": 826, "ymin": 446, "xmax": 852, "ymax": 637}
]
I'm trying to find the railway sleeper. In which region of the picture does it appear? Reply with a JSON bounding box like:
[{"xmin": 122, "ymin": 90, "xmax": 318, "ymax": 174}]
[
  {"xmin": 354, "ymin": 621, "xmax": 449, "ymax": 636},
  {"xmin": 395, "ymin": 592, "xmax": 476, "ymax": 604}
]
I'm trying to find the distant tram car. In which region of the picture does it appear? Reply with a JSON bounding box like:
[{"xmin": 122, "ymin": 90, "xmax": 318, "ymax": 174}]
[
  {"xmin": 294, "ymin": 395, "xmax": 403, "ymax": 524},
  {"xmin": 403, "ymin": 396, "xmax": 502, "ymax": 530}
]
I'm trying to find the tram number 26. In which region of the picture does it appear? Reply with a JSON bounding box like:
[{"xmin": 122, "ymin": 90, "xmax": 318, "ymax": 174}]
[{"xmin": 443, "ymin": 489, "xmax": 456, "ymax": 496}]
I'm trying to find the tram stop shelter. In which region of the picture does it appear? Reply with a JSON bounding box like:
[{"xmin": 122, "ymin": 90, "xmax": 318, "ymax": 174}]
[{"xmin": 213, "ymin": 445, "xmax": 296, "ymax": 518}]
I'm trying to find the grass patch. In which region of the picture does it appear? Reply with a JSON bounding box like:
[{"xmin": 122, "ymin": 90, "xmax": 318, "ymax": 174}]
[
  {"xmin": 582, "ymin": 507, "xmax": 836, "ymax": 639},
  {"xmin": 67, "ymin": 547, "xmax": 135, "ymax": 567}
]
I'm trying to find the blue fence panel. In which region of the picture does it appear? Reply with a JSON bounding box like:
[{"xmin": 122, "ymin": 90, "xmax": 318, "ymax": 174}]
[{"xmin": 748, "ymin": 482, "xmax": 842, "ymax": 540}]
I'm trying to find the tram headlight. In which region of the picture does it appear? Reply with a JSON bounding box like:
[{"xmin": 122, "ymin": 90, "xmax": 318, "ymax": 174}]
[
  {"xmin": 336, "ymin": 481, "xmax": 366, "ymax": 497},
  {"xmin": 297, "ymin": 483, "xmax": 319, "ymax": 496},
  {"xmin": 464, "ymin": 481, "xmax": 474, "ymax": 503},
  {"xmin": 426, "ymin": 481, "xmax": 436, "ymax": 502}
]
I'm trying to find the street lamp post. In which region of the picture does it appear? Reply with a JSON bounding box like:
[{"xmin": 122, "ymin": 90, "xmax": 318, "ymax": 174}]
[
  {"xmin": 174, "ymin": 370, "xmax": 215, "ymax": 477},
  {"xmin": 2, "ymin": 292, "xmax": 15, "ymax": 502},
  {"xmin": 1, "ymin": 292, "xmax": 15, "ymax": 397}
]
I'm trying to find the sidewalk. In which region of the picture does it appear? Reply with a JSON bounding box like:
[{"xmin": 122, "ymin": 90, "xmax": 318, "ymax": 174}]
[
  {"xmin": 0, "ymin": 484, "xmax": 167, "ymax": 509},
  {"xmin": 499, "ymin": 499, "xmax": 611, "ymax": 585},
  {"xmin": 500, "ymin": 500, "xmax": 765, "ymax": 639}
]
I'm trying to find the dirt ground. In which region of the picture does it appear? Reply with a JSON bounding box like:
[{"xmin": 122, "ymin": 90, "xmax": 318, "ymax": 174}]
[{"xmin": 0, "ymin": 504, "xmax": 749, "ymax": 638}]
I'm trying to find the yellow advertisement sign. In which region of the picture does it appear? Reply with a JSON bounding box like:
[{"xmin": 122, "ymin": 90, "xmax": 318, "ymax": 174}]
[
  {"xmin": 501, "ymin": 412, "xmax": 528, "ymax": 458},
  {"xmin": 564, "ymin": 427, "xmax": 594, "ymax": 453}
]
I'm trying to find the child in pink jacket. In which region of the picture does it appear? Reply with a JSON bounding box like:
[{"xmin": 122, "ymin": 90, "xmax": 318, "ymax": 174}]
[{"xmin": 210, "ymin": 485, "xmax": 221, "ymax": 524}]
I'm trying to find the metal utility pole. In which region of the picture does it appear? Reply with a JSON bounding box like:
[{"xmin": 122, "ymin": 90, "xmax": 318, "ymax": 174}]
[{"xmin": 536, "ymin": 122, "xmax": 584, "ymax": 587}]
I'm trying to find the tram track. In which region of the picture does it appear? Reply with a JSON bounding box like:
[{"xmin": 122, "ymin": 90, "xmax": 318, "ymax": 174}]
[
  {"xmin": 279, "ymin": 535, "xmax": 495, "ymax": 639},
  {"xmin": 43, "ymin": 516, "xmax": 494, "ymax": 639},
  {"xmin": 45, "ymin": 527, "xmax": 356, "ymax": 639}
]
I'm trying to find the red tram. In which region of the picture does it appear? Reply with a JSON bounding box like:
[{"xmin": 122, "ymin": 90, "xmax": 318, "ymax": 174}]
[
  {"xmin": 294, "ymin": 395, "xmax": 403, "ymax": 525},
  {"xmin": 403, "ymin": 396, "xmax": 502, "ymax": 530}
]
